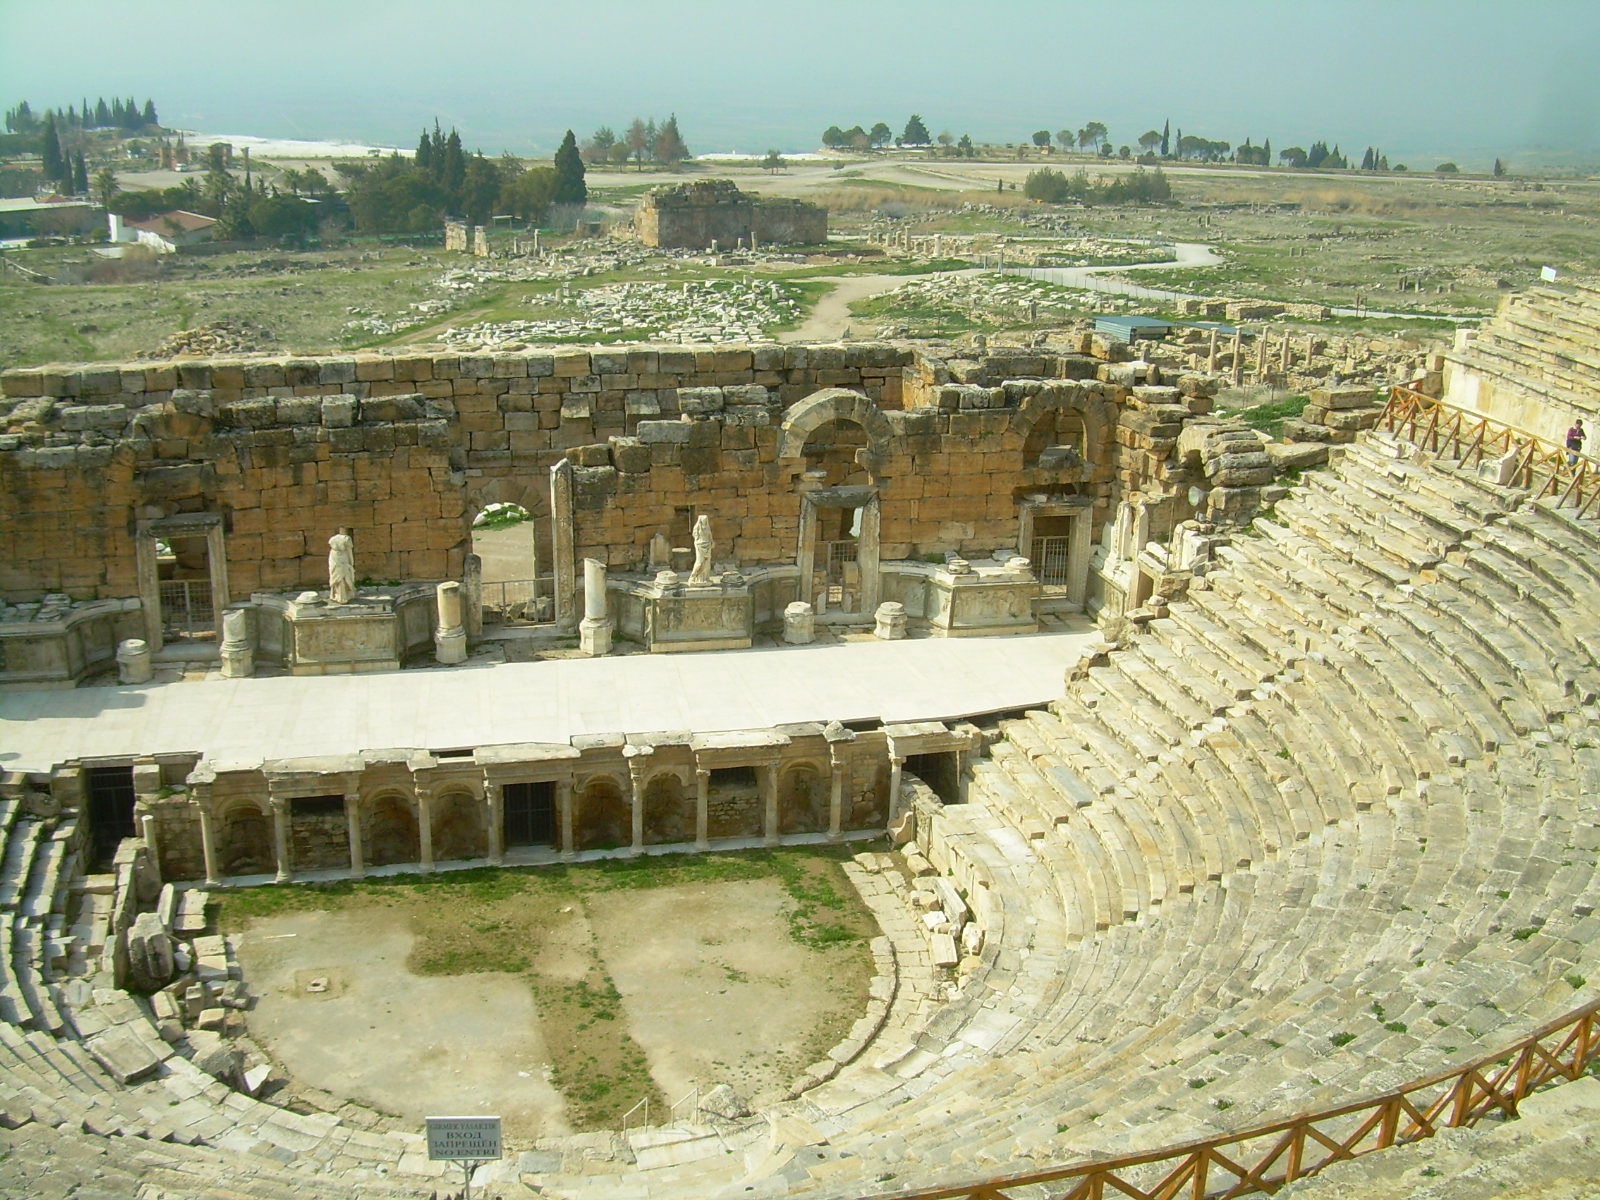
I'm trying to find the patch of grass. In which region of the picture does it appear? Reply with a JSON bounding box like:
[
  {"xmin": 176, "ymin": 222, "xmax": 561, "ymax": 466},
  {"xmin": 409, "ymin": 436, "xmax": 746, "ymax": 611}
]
[
  {"xmin": 1330, "ymin": 1031, "xmax": 1356, "ymax": 1047},
  {"xmin": 1220, "ymin": 393, "xmax": 1310, "ymax": 439},
  {"xmin": 219, "ymin": 845, "xmax": 874, "ymax": 1131},
  {"xmin": 1566, "ymin": 974, "xmax": 1587, "ymax": 990}
]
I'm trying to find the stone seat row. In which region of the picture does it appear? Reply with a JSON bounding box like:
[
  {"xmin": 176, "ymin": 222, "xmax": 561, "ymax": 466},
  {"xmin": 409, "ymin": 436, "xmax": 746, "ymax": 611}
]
[{"xmin": 757, "ymin": 436, "xmax": 1600, "ymax": 1194}]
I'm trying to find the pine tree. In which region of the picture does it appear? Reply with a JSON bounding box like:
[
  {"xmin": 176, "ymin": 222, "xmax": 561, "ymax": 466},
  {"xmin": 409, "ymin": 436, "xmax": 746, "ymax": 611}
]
[
  {"xmin": 653, "ymin": 114, "xmax": 689, "ymax": 165},
  {"xmin": 41, "ymin": 112, "xmax": 64, "ymax": 185},
  {"xmin": 1160, "ymin": 119, "xmax": 1170, "ymax": 157},
  {"xmin": 1493, "ymin": 157, "xmax": 1506, "ymax": 177},
  {"xmin": 902, "ymin": 113, "xmax": 931, "ymax": 145},
  {"xmin": 72, "ymin": 150, "xmax": 88, "ymax": 194},
  {"xmin": 141, "ymin": 98, "xmax": 157, "ymax": 127},
  {"xmin": 552, "ymin": 129, "xmax": 586, "ymax": 206}
]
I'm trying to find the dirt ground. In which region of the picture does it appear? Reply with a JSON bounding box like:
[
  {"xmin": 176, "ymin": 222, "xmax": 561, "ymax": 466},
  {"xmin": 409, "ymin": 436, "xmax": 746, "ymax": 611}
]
[{"xmin": 229, "ymin": 865, "xmax": 872, "ymax": 1139}]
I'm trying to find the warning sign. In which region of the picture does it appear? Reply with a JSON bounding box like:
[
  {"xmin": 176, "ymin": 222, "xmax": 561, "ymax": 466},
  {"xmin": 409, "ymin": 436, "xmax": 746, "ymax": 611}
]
[{"xmin": 425, "ymin": 1116, "xmax": 503, "ymax": 1162}]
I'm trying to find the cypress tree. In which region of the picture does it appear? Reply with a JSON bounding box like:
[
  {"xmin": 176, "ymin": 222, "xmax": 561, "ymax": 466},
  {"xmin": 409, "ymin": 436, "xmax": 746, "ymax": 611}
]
[
  {"xmin": 1160, "ymin": 119, "xmax": 1170, "ymax": 157},
  {"xmin": 552, "ymin": 129, "xmax": 587, "ymax": 206},
  {"xmin": 41, "ymin": 112, "xmax": 64, "ymax": 185},
  {"xmin": 442, "ymin": 128, "xmax": 466, "ymax": 200},
  {"xmin": 141, "ymin": 98, "xmax": 156, "ymax": 127},
  {"xmin": 72, "ymin": 150, "xmax": 88, "ymax": 194},
  {"xmin": 415, "ymin": 127, "xmax": 433, "ymax": 174},
  {"xmin": 95, "ymin": 98, "xmax": 110, "ymax": 128}
]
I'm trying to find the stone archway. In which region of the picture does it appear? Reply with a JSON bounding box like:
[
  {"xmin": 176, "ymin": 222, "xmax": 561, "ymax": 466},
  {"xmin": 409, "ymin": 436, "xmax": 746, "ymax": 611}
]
[
  {"xmin": 779, "ymin": 764, "xmax": 827, "ymax": 835},
  {"xmin": 217, "ymin": 801, "xmax": 273, "ymax": 877},
  {"xmin": 576, "ymin": 776, "xmax": 629, "ymax": 851},
  {"xmin": 642, "ymin": 773, "xmax": 692, "ymax": 845},
  {"xmin": 430, "ymin": 791, "xmax": 484, "ymax": 863},
  {"xmin": 366, "ymin": 792, "xmax": 420, "ymax": 867},
  {"xmin": 777, "ymin": 388, "xmax": 894, "ymax": 466}
]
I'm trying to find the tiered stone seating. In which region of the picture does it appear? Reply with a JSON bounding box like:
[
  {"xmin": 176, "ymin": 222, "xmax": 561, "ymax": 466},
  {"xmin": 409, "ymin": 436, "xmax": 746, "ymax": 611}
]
[
  {"xmin": 7, "ymin": 430, "xmax": 1600, "ymax": 1200},
  {"xmin": 1453, "ymin": 278, "xmax": 1600, "ymax": 411}
]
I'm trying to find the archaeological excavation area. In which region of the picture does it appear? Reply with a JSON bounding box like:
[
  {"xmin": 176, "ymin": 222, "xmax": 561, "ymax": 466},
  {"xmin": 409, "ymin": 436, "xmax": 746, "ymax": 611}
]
[{"xmin": 2, "ymin": 281, "xmax": 1600, "ymax": 1199}]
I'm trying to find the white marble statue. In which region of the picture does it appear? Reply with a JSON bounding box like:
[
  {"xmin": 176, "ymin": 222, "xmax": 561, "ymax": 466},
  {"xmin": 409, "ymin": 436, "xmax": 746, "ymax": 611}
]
[
  {"xmin": 687, "ymin": 515, "xmax": 715, "ymax": 586},
  {"xmin": 327, "ymin": 528, "xmax": 356, "ymax": 605}
]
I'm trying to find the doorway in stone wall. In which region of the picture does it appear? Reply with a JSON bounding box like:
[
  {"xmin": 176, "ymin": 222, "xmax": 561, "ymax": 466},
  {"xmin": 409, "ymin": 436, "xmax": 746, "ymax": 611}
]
[
  {"xmin": 502, "ymin": 781, "xmax": 557, "ymax": 848},
  {"xmin": 470, "ymin": 504, "xmax": 554, "ymax": 627},
  {"xmin": 798, "ymin": 487, "xmax": 881, "ymax": 621},
  {"xmin": 136, "ymin": 513, "xmax": 229, "ymax": 651}
]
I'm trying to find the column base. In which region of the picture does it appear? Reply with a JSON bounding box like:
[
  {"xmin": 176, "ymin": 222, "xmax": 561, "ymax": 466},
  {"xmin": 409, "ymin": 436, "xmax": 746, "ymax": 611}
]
[
  {"xmin": 434, "ymin": 626, "xmax": 467, "ymax": 665},
  {"xmin": 579, "ymin": 617, "xmax": 613, "ymax": 657},
  {"xmin": 219, "ymin": 645, "xmax": 254, "ymax": 679}
]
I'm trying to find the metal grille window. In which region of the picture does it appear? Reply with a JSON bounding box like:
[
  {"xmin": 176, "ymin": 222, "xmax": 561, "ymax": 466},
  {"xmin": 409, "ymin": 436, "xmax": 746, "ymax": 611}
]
[
  {"xmin": 1031, "ymin": 536, "xmax": 1072, "ymax": 587},
  {"xmin": 158, "ymin": 579, "xmax": 213, "ymax": 635}
]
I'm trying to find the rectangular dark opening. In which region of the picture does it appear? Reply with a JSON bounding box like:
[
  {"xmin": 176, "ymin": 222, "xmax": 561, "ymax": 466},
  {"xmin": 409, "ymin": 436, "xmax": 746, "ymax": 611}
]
[
  {"xmin": 86, "ymin": 765, "xmax": 137, "ymax": 870},
  {"xmin": 432, "ymin": 748, "xmax": 474, "ymax": 759},
  {"xmin": 290, "ymin": 795, "xmax": 345, "ymax": 819},
  {"xmin": 905, "ymin": 752, "xmax": 961, "ymax": 805},
  {"xmin": 503, "ymin": 781, "xmax": 557, "ymax": 847},
  {"xmin": 710, "ymin": 765, "xmax": 757, "ymax": 789}
]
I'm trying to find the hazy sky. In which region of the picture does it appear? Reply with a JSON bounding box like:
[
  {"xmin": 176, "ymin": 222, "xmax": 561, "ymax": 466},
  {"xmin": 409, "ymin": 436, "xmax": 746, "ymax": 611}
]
[{"xmin": 3, "ymin": 0, "xmax": 1597, "ymax": 166}]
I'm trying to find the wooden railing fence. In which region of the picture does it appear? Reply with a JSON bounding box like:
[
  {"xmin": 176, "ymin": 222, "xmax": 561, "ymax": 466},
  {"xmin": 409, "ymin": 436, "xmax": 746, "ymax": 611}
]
[
  {"xmin": 872, "ymin": 997, "xmax": 1600, "ymax": 1200},
  {"xmin": 1381, "ymin": 385, "xmax": 1600, "ymax": 518}
]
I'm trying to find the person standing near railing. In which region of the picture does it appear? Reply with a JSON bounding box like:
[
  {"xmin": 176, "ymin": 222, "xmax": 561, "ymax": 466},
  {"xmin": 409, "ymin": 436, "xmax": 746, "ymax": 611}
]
[{"xmin": 1566, "ymin": 418, "xmax": 1587, "ymax": 466}]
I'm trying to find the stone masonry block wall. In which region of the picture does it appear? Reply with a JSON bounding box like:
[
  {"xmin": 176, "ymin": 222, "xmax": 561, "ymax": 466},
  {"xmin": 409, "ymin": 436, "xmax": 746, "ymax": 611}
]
[
  {"xmin": 1, "ymin": 343, "xmax": 1228, "ymax": 603},
  {"xmin": 635, "ymin": 180, "xmax": 826, "ymax": 249}
]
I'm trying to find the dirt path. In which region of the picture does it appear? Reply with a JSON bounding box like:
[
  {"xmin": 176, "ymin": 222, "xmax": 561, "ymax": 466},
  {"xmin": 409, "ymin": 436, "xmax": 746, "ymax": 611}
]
[{"xmin": 781, "ymin": 271, "xmax": 982, "ymax": 342}]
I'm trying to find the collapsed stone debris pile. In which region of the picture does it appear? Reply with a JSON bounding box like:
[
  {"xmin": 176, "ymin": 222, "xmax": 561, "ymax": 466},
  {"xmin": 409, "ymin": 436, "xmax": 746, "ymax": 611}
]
[
  {"xmin": 136, "ymin": 319, "xmax": 278, "ymax": 360},
  {"xmin": 439, "ymin": 278, "xmax": 803, "ymax": 348}
]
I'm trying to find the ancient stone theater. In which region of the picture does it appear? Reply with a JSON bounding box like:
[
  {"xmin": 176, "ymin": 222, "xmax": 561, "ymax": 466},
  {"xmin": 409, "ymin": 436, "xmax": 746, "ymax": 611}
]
[{"xmin": 2, "ymin": 282, "xmax": 1599, "ymax": 1197}]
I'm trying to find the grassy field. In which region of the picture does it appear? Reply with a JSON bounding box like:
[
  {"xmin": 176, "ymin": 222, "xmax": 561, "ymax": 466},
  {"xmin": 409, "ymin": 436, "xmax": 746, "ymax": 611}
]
[
  {"xmin": 5, "ymin": 161, "xmax": 1598, "ymax": 366},
  {"xmin": 218, "ymin": 845, "xmax": 876, "ymax": 1130}
]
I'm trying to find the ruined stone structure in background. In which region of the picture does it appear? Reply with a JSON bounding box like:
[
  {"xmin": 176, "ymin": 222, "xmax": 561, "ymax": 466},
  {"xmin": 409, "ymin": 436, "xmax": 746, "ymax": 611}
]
[{"xmin": 633, "ymin": 179, "xmax": 827, "ymax": 250}]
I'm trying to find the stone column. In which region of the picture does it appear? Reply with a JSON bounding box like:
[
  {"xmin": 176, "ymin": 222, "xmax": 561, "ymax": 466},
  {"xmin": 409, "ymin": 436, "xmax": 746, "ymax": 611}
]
[
  {"xmin": 345, "ymin": 795, "xmax": 365, "ymax": 880},
  {"xmin": 1280, "ymin": 332, "xmax": 1291, "ymax": 374},
  {"xmin": 117, "ymin": 639, "xmax": 152, "ymax": 685},
  {"xmin": 694, "ymin": 768, "xmax": 710, "ymax": 850},
  {"xmin": 550, "ymin": 460, "xmax": 579, "ymax": 630},
  {"xmin": 887, "ymin": 756, "xmax": 906, "ymax": 833},
  {"xmin": 1206, "ymin": 328, "xmax": 1219, "ymax": 373},
  {"xmin": 139, "ymin": 812, "xmax": 162, "ymax": 886},
  {"xmin": 628, "ymin": 761, "xmax": 646, "ymax": 855},
  {"xmin": 762, "ymin": 763, "xmax": 780, "ymax": 847},
  {"xmin": 270, "ymin": 799, "xmax": 292, "ymax": 883},
  {"xmin": 417, "ymin": 794, "xmax": 435, "ymax": 873},
  {"xmin": 1256, "ymin": 329, "xmax": 1270, "ymax": 383},
  {"xmin": 462, "ymin": 554, "xmax": 483, "ymax": 641},
  {"xmin": 434, "ymin": 582, "xmax": 467, "ymax": 665},
  {"xmin": 486, "ymin": 786, "xmax": 503, "ymax": 866},
  {"xmin": 219, "ymin": 608, "xmax": 253, "ymax": 679},
  {"xmin": 557, "ymin": 779, "xmax": 575, "ymax": 860},
  {"xmin": 858, "ymin": 498, "xmax": 883, "ymax": 614},
  {"xmin": 1067, "ymin": 509, "xmax": 1094, "ymax": 610},
  {"xmin": 827, "ymin": 753, "xmax": 846, "ymax": 842},
  {"xmin": 579, "ymin": 558, "xmax": 612, "ymax": 657},
  {"xmin": 783, "ymin": 601, "xmax": 815, "ymax": 645},
  {"xmin": 1231, "ymin": 329, "xmax": 1244, "ymax": 387},
  {"xmin": 198, "ymin": 804, "xmax": 219, "ymax": 887}
]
